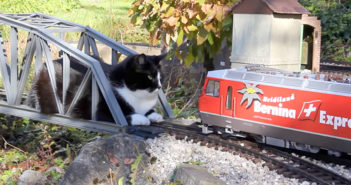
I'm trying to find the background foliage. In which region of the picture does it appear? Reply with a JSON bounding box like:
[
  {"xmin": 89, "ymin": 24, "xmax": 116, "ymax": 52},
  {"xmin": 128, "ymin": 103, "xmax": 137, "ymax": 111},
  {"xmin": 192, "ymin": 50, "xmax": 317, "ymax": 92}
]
[
  {"xmin": 299, "ymin": 0, "xmax": 351, "ymax": 62},
  {"xmin": 130, "ymin": 0, "xmax": 351, "ymax": 64},
  {"xmin": 129, "ymin": 0, "xmax": 237, "ymax": 68}
]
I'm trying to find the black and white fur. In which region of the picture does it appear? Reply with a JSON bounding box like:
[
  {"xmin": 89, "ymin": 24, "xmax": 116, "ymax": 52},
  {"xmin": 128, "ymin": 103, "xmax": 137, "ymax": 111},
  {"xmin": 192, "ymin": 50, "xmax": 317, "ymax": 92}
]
[
  {"xmin": 104, "ymin": 54, "xmax": 165, "ymax": 125},
  {"xmin": 27, "ymin": 54, "xmax": 165, "ymax": 126}
]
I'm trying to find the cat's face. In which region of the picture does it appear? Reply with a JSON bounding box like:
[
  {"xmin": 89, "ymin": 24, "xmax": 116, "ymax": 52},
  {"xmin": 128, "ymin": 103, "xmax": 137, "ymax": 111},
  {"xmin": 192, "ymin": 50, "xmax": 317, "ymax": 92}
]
[{"xmin": 123, "ymin": 54, "xmax": 165, "ymax": 93}]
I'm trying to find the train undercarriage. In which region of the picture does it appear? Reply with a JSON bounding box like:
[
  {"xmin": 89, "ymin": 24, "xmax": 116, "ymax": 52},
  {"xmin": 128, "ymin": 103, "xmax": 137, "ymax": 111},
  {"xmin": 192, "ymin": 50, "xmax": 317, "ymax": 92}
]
[{"xmin": 201, "ymin": 119, "xmax": 345, "ymax": 157}]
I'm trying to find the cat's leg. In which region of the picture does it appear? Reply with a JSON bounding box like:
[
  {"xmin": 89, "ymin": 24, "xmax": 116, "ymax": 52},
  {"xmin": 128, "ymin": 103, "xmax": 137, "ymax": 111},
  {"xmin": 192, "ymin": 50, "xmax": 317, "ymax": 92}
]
[
  {"xmin": 145, "ymin": 109, "xmax": 163, "ymax": 123},
  {"xmin": 128, "ymin": 114, "xmax": 151, "ymax": 125}
]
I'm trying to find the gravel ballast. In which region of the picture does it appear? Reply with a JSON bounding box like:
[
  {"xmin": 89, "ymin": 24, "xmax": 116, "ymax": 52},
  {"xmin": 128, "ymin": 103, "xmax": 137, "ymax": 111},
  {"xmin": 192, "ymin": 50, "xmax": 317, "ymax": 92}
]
[{"xmin": 146, "ymin": 134, "xmax": 314, "ymax": 185}]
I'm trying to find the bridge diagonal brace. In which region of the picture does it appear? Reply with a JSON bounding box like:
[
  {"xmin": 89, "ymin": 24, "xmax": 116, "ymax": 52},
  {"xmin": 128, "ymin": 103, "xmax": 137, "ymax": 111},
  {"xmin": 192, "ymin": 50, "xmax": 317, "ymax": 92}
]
[
  {"xmin": 15, "ymin": 33, "xmax": 36, "ymax": 105},
  {"xmin": 83, "ymin": 34, "xmax": 90, "ymax": 55},
  {"xmin": 66, "ymin": 68, "xmax": 92, "ymax": 116},
  {"xmin": 62, "ymin": 53, "xmax": 70, "ymax": 110},
  {"xmin": 34, "ymin": 36, "xmax": 43, "ymax": 74},
  {"xmin": 77, "ymin": 33, "xmax": 84, "ymax": 50},
  {"xmin": 0, "ymin": 31, "xmax": 12, "ymax": 103},
  {"xmin": 9, "ymin": 27, "xmax": 18, "ymax": 105},
  {"xmin": 91, "ymin": 76, "xmax": 99, "ymax": 121},
  {"xmin": 40, "ymin": 39, "xmax": 64, "ymax": 114},
  {"xmin": 87, "ymin": 36, "xmax": 99, "ymax": 57}
]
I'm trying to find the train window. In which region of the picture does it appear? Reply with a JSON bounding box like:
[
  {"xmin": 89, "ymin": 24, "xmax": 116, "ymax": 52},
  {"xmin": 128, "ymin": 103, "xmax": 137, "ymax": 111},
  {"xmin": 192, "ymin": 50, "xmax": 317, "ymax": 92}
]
[
  {"xmin": 226, "ymin": 86, "xmax": 232, "ymax": 109},
  {"xmin": 205, "ymin": 80, "xmax": 220, "ymax": 97}
]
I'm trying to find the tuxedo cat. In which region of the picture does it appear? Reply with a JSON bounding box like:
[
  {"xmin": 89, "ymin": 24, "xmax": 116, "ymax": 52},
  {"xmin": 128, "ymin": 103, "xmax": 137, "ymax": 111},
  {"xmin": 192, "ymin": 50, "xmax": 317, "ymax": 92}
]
[{"xmin": 27, "ymin": 54, "xmax": 165, "ymax": 125}]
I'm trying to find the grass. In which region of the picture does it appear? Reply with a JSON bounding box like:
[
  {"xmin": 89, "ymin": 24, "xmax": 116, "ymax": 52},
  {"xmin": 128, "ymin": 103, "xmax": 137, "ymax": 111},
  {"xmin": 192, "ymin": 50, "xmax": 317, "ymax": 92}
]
[
  {"xmin": 0, "ymin": 0, "xmax": 148, "ymax": 43},
  {"xmin": 52, "ymin": 0, "xmax": 148, "ymax": 43},
  {"xmin": 0, "ymin": 117, "xmax": 107, "ymax": 185}
]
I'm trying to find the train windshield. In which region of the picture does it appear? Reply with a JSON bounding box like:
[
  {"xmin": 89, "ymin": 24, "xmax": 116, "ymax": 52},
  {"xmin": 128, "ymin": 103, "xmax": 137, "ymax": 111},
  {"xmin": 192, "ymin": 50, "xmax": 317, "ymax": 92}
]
[{"xmin": 205, "ymin": 80, "xmax": 220, "ymax": 97}]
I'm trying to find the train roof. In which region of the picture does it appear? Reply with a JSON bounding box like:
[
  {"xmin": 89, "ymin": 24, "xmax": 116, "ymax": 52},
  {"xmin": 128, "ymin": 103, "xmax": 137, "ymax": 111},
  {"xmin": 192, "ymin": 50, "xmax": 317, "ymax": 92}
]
[{"xmin": 207, "ymin": 66, "xmax": 351, "ymax": 96}]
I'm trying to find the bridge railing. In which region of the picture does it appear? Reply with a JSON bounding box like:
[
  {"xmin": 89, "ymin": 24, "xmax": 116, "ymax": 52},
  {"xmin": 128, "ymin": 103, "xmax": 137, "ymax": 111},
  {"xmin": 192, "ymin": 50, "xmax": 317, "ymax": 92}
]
[{"xmin": 0, "ymin": 12, "xmax": 173, "ymax": 131}]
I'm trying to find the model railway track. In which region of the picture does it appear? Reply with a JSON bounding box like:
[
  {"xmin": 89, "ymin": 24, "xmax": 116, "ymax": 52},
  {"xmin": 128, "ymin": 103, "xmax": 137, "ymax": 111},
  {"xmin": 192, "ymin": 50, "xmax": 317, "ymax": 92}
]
[
  {"xmin": 144, "ymin": 121, "xmax": 351, "ymax": 185},
  {"xmin": 320, "ymin": 59, "xmax": 351, "ymax": 74}
]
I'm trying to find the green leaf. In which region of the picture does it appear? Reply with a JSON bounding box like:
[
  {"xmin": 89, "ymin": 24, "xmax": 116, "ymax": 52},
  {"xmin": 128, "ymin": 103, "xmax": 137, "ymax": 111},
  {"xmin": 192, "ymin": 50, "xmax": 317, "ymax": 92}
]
[
  {"xmin": 208, "ymin": 32, "xmax": 214, "ymax": 45},
  {"xmin": 22, "ymin": 118, "xmax": 30, "ymax": 124},
  {"xmin": 198, "ymin": 0, "xmax": 205, "ymax": 5},
  {"xmin": 131, "ymin": 154, "xmax": 142, "ymax": 171},
  {"xmin": 222, "ymin": 15, "xmax": 232, "ymax": 27},
  {"xmin": 118, "ymin": 176, "xmax": 124, "ymax": 185},
  {"xmin": 130, "ymin": 154, "xmax": 143, "ymax": 185},
  {"xmin": 184, "ymin": 51, "xmax": 194, "ymax": 66},
  {"xmin": 196, "ymin": 46, "xmax": 204, "ymax": 63},
  {"xmin": 176, "ymin": 29, "xmax": 184, "ymax": 46},
  {"xmin": 196, "ymin": 27, "xmax": 208, "ymax": 45}
]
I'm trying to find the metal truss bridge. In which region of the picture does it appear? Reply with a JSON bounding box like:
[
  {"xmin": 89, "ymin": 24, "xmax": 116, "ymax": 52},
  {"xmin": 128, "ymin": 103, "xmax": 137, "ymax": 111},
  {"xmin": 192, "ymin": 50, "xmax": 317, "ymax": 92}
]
[{"xmin": 0, "ymin": 12, "xmax": 173, "ymax": 133}]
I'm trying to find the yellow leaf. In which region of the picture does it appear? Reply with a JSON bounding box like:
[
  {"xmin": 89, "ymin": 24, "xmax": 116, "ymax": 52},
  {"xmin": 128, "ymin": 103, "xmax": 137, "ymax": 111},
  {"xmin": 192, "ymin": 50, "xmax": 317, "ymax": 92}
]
[
  {"xmin": 198, "ymin": 0, "xmax": 205, "ymax": 5},
  {"xmin": 201, "ymin": 4, "xmax": 212, "ymax": 14},
  {"xmin": 181, "ymin": 16, "xmax": 188, "ymax": 24},
  {"xmin": 215, "ymin": 5, "xmax": 224, "ymax": 22},
  {"xmin": 165, "ymin": 33, "xmax": 171, "ymax": 45},
  {"xmin": 164, "ymin": 7, "xmax": 175, "ymax": 18},
  {"xmin": 204, "ymin": 23, "xmax": 214, "ymax": 32},
  {"xmin": 165, "ymin": 16, "xmax": 179, "ymax": 27},
  {"xmin": 160, "ymin": 3, "xmax": 169, "ymax": 12},
  {"xmin": 183, "ymin": 26, "xmax": 190, "ymax": 34},
  {"xmin": 203, "ymin": 10, "xmax": 216, "ymax": 24},
  {"xmin": 133, "ymin": 1, "xmax": 140, "ymax": 6},
  {"xmin": 187, "ymin": 9, "xmax": 198, "ymax": 19},
  {"xmin": 187, "ymin": 25, "xmax": 198, "ymax": 32}
]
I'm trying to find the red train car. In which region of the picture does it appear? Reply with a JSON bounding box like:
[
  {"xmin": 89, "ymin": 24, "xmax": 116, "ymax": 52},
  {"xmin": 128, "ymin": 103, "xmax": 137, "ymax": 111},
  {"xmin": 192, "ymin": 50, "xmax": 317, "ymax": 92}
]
[{"xmin": 199, "ymin": 67, "xmax": 351, "ymax": 155}]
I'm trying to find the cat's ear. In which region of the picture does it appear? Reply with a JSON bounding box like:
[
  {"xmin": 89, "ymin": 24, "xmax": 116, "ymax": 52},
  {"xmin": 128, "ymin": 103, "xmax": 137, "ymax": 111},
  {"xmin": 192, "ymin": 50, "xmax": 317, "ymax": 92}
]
[
  {"xmin": 153, "ymin": 53, "xmax": 167, "ymax": 65},
  {"xmin": 136, "ymin": 54, "xmax": 146, "ymax": 65}
]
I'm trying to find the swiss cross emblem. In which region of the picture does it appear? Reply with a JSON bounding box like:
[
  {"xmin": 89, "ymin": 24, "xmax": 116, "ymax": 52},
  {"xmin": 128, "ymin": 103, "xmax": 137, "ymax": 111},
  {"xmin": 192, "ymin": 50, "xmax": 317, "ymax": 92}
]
[{"xmin": 298, "ymin": 100, "xmax": 321, "ymax": 121}]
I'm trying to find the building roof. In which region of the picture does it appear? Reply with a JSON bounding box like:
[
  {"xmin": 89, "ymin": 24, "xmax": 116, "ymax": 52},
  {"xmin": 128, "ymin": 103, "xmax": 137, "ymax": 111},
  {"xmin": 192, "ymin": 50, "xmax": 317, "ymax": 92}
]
[
  {"xmin": 264, "ymin": 0, "xmax": 310, "ymax": 14},
  {"xmin": 232, "ymin": 0, "xmax": 310, "ymax": 15}
]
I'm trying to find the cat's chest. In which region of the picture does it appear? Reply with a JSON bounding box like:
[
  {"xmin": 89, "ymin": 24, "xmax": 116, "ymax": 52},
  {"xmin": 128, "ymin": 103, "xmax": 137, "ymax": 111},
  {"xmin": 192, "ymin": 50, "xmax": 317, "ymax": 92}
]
[{"xmin": 115, "ymin": 86, "xmax": 158, "ymax": 114}]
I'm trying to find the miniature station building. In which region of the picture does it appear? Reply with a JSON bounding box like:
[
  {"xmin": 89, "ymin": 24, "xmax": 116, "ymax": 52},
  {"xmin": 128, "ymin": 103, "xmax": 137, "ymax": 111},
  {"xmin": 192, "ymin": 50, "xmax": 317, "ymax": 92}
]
[{"xmin": 222, "ymin": 0, "xmax": 321, "ymax": 72}]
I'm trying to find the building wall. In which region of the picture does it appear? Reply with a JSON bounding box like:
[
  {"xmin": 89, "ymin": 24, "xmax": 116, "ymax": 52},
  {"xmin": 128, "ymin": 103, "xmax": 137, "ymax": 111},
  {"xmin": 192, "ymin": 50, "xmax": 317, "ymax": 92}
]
[
  {"xmin": 231, "ymin": 14, "xmax": 272, "ymax": 67},
  {"xmin": 301, "ymin": 14, "xmax": 321, "ymax": 72},
  {"xmin": 230, "ymin": 14, "xmax": 303, "ymax": 72},
  {"xmin": 269, "ymin": 14, "xmax": 302, "ymax": 71}
]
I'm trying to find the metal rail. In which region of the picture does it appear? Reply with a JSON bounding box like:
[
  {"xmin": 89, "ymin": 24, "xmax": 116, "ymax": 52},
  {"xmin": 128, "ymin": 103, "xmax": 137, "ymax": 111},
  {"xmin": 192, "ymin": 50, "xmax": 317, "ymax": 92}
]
[{"xmin": 0, "ymin": 12, "xmax": 173, "ymax": 130}]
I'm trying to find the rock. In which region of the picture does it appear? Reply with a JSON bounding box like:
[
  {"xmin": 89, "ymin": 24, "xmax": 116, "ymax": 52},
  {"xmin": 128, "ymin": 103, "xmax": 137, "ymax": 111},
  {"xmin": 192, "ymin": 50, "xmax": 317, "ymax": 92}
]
[
  {"xmin": 18, "ymin": 170, "xmax": 46, "ymax": 185},
  {"xmin": 59, "ymin": 133, "xmax": 150, "ymax": 185},
  {"xmin": 173, "ymin": 164, "xmax": 226, "ymax": 185}
]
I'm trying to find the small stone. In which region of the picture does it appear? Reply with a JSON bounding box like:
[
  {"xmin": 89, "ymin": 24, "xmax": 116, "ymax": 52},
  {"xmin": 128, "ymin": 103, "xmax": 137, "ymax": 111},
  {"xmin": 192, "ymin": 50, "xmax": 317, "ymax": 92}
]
[
  {"xmin": 46, "ymin": 166, "xmax": 64, "ymax": 174},
  {"xmin": 18, "ymin": 170, "xmax": 46, "ymax": 185},
  {"xmin": 173, "ymin": 164, "xmax": 226, "ymax": 185}
]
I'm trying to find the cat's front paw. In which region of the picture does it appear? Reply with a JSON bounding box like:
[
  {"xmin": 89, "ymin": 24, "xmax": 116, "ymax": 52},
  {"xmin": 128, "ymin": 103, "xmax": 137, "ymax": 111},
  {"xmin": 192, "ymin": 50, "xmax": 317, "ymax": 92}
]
[
  {"xmin": 130, "ymin": 114, "xmax": 150, "ymax": 126},
  {"xmin": 147, "ymin": 112, "xmax": 163, "ymax": 123}
]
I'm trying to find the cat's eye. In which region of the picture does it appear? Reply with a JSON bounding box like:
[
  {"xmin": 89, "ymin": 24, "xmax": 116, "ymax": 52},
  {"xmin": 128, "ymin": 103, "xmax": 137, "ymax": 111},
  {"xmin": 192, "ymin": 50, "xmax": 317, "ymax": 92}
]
[{"xmin": 147, "ymin": 75, "xmax": 153, "ymax": 80}]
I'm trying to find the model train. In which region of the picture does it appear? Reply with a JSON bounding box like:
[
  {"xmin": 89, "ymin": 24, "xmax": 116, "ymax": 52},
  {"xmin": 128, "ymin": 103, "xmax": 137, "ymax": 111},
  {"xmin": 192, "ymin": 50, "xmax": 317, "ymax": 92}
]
[{"xmin": 198, "ymin": 66, "xmax": 351, "ymax": 156}]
